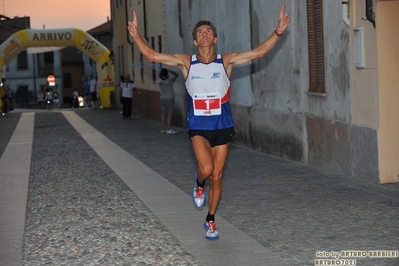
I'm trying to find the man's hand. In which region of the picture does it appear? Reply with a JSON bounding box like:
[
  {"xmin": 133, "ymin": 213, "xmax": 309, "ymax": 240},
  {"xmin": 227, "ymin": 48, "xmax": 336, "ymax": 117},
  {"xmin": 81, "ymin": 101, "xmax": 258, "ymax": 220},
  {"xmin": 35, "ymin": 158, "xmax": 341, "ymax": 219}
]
[
  {"xmin": 127, "ymin": 11, "xmax": 139, "ymax": 38},
  {"xmin": 276, "ymin": 5, "xmax": 291, "ymax": 35}
]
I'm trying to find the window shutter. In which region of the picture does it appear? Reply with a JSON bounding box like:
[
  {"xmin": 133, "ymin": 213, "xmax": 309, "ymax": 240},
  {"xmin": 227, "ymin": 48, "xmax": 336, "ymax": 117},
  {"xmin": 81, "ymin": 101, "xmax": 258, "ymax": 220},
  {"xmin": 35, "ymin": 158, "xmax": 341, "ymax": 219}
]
[{"xmin": 307, "ymin": 0, "xmax": 325, "ymax": 93}]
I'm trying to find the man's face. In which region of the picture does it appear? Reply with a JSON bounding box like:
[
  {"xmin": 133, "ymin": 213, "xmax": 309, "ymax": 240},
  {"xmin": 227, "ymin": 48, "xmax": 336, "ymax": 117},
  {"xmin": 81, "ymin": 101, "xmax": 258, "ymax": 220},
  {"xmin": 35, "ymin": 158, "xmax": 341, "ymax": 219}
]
[{"xmin": 194, "ymin": 25, "xmax": 217, "ymax": 47}]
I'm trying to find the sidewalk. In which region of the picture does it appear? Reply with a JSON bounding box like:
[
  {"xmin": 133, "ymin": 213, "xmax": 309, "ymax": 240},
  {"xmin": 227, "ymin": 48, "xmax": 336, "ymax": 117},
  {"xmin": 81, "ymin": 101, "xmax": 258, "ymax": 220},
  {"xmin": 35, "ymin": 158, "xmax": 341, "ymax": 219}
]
[{"xmin": 1, "ymin": 108, "xmax": 398, "ymax": 266}]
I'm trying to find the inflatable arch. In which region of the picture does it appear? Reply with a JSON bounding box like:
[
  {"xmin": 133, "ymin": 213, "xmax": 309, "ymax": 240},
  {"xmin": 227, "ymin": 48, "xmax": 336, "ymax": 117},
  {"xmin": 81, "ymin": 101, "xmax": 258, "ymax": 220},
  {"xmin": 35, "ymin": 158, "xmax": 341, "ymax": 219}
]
[{"xmin": 0, "ymin": 28, "xmax": 114, "ymax": 108}]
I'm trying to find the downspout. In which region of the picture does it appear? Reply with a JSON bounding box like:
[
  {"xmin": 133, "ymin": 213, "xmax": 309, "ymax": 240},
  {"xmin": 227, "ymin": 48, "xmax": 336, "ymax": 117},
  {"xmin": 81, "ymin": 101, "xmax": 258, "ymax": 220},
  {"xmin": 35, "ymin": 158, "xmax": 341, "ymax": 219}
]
[
  {"xmin": 125, "ymin": 0, "xmax": 133, "ymax": 45},
  {"xmin": 143, "ymin": 0, "xmax": 149, "ymax": 41},
  {"xmin": 342, "ymin": 0, "xmax": 350, "ymax": 27}
]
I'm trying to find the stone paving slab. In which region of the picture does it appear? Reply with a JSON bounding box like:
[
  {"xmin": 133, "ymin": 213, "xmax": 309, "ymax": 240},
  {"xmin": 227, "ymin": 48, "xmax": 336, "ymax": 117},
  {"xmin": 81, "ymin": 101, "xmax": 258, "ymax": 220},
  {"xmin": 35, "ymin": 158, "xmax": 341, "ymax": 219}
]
[{"xmin": 0, "ymin": 112, "xmax": 34, "ymax": 266}]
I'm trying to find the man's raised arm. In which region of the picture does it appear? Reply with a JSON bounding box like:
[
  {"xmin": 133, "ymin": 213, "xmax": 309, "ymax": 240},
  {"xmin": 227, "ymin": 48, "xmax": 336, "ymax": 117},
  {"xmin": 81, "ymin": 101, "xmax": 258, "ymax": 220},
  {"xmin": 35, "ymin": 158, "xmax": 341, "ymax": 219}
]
[{"xmin": 127, "ymin": 11, "xmax": 189, "ymax": 70}]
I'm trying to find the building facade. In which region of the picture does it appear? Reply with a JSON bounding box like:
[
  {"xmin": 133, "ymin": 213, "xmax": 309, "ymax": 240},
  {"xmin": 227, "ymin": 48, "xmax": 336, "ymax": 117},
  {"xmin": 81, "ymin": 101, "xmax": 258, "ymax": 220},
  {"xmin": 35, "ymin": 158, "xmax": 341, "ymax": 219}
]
[{"xmin": 112, "ymin": 0, "xmax": 399, "ymax": 184}]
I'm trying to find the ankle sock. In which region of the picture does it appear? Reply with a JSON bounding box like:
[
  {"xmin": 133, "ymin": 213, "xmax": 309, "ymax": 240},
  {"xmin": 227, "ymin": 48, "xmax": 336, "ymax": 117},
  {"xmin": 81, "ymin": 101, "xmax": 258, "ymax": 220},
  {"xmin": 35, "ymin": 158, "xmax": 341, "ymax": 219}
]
[
  {"xmin": 206, "ymin": 213, "xmax": 215, "ymax": 222},
  {"xmin": 197, "ymin": 177, "xmax": 205, "ymax": 188}
]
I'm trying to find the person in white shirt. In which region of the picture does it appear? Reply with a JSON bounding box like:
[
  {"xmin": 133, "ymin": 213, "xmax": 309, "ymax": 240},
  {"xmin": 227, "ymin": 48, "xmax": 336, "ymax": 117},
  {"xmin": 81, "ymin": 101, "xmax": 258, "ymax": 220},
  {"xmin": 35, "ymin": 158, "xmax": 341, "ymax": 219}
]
[
  {"xmin": 120, "ymin": 74, "xmax": 135, "ymax": 119},
  {"xmin": 72, "ymin": 87, "xmax": 79, "ymax": 109}
]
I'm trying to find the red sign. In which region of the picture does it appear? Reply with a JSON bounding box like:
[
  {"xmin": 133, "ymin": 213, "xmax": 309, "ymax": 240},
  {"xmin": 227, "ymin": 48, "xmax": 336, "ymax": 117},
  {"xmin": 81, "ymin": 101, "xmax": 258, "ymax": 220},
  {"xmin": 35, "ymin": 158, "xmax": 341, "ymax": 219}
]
[
  {"xmin": 47, "ymin": 75, "xmax": 55, "ymax": 83},
  {"xmin": 47, "ymin": 75, "xmax": 55, "ymax": 86}
]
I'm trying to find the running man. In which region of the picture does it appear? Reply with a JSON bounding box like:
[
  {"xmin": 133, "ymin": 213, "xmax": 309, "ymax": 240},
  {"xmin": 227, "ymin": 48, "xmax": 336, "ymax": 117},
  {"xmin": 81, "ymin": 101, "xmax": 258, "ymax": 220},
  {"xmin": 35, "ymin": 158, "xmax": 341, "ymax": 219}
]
[{"xmin": 128, "ymin": 5, "xmax": 290, "ymax": 239}]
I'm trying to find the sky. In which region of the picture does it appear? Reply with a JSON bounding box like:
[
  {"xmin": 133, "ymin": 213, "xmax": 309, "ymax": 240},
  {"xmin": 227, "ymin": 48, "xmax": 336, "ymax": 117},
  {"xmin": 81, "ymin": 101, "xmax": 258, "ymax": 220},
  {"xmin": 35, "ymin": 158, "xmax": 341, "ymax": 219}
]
[{"xmin": 2, "ymin": 0, "xmax": 110, "ymax": 31}]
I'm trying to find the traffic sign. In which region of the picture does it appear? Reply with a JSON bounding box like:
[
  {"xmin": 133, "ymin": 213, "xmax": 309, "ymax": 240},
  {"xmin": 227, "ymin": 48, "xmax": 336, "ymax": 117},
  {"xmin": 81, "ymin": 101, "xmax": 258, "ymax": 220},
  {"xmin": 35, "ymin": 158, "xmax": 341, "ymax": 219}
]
[{"xmin": 47, "ymin": 75, "xmax": 55, "ymax": 86}]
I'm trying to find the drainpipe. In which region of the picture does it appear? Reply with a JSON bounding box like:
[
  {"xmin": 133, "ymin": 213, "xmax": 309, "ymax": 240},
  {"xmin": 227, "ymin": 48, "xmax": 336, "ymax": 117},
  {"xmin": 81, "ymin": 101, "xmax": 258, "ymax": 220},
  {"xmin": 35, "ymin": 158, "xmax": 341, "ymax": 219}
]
[
  {"xmin": 342, "ymin": 0, "xmax": 350, "ymax": 27},
  {"xmin": 125, "ymin": 0, "xmax": 133, "ymax": 45}
]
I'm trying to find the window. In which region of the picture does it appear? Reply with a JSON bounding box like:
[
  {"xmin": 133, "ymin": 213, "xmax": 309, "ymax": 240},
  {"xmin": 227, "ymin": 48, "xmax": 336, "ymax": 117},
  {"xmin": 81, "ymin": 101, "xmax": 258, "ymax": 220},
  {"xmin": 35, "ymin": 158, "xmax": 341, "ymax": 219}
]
[
  {"xmin": 44, "ymin": 51, "xmax": 54, "ymax": 65},
  {"xmin": 63, "ymin": 73, "xmax": 72, "ymax": 88},
  {"xmin": 15, "ymin": 85, "xmax": 29, "ymax": 104},
  {"xmin": 38, "ymin": 52, "xmax": 54, "ymax": 76},
  {"xmin": 17, "ymin": 51, "xmax": 28, "ymax": 70},
  {"xmin": 306, "ymin": 0, "xmax": 325, "ymax": 93}
]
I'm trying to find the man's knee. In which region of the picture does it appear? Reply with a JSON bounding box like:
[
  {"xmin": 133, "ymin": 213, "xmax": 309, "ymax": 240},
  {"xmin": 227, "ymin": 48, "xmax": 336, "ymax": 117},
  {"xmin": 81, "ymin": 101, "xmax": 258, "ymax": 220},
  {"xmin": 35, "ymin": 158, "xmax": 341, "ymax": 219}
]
[
  {"xmin": 210, "ymin": 172, "xmax": 223, "ymax": 186},
  {"xmin": 199, "ymin": 165, "xmax": 213, "ymax": 179}
]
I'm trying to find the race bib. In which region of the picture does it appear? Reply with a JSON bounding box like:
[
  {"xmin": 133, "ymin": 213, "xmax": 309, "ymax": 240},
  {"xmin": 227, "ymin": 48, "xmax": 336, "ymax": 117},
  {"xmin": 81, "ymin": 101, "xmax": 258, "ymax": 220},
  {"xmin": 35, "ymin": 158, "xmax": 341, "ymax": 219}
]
[{"xmin": 193, "ymin": 93, "xmax": 221, "ymax": 116}]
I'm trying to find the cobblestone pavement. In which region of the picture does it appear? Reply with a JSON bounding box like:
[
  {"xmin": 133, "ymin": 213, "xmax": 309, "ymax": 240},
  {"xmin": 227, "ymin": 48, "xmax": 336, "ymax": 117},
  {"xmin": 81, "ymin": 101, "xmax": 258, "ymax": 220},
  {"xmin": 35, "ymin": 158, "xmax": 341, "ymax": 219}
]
[{"xmin": 1, "ymin": 108, "xmax": 399, "ymax": 266}]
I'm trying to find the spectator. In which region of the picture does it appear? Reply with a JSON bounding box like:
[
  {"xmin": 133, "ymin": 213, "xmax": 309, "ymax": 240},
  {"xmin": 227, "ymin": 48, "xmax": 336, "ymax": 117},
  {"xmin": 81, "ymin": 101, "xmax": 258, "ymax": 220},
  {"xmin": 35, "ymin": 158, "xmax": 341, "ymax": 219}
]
[
  {"xmin": 0, "ymin": 78, "xmax": 11, "ymax": 116},
  {"xmin": 5, "ymin": 85, "xmax": 13, "ymax": 111},
  {"xmin": 72, "ymin": 87, "xmax": 79, "ymax": 109},
  {"xmin": 53, "ymin": 86, "xmax": 59, "ymax": 109},
  {"xmin": 82, "ymin": 76, "xmax": 91, "ymax": 109},
  {"xmin": 120, "ymin": 74, "xmax": 135, "ymax": 119},
  {"xmin": 89, "ymin": 74, "xmax": 97, "ymax": 109},
  {"xmin": 158, "ymin": 68, "xmax": 179, "ymax": 134},
  {"xmin": 38, "ymin": 86, "xmax": 45, "ymax": 109},
  {"xmin": 95, "ymin": 76, "xmax": 101, "ymax": 108}
]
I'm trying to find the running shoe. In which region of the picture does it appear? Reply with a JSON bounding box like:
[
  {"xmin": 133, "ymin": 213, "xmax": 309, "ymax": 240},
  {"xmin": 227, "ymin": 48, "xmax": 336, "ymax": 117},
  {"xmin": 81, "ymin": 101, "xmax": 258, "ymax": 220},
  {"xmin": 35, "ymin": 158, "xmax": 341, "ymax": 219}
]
[
  {"xmin": 166, "ymin": 129, "xmax": 177, "ymax": 134},
  {"xmin": 204, "ymin": 221, "xmax": 219, "ymax": 239},
  {"xmin": 192, "ymin": 174, "xmax": 206, "ymax": 207}
]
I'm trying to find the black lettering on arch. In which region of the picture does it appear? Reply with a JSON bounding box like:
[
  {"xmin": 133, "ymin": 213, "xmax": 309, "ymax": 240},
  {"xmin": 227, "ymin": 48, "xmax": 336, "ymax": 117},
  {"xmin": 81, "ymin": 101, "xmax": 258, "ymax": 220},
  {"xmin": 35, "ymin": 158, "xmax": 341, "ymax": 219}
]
[{"xmin": 65, "ymin": 32, "xmax": 72, "ymax": 40}]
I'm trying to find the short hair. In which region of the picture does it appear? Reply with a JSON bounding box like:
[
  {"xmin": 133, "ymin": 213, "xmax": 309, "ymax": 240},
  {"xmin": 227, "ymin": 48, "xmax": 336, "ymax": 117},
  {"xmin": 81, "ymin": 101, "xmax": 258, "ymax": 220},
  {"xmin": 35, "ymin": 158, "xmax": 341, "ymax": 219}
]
[
  {"xmin": 160, "ymin": 68, "xmax": 168, "ymax": 78},
  {"xmin": 192, "ymin": 20, "xmax": 217, "ymax": 40}
]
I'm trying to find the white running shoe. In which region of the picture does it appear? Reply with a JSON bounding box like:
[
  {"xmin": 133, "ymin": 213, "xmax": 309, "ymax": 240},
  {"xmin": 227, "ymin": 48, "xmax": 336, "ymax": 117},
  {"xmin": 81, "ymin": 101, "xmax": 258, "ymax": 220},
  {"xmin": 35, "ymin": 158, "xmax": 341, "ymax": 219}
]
[
  {"xmin": 204, "ymin": 221, "xmax": 219, "ymax": 239},
  {"xmin": 166, "ymin": 129, "xmax": 177, "ymax": 134},
  {"xmin": 192, "ymin": 174, "xmax": 206, "ymax": 207}
]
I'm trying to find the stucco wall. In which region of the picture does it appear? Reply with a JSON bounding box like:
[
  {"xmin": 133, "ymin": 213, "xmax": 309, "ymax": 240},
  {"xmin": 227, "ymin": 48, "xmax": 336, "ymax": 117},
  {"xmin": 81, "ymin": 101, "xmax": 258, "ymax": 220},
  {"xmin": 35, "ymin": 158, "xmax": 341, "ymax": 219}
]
[{"xmin": 376, "ymin": 0, "xmax": 399, "ymax": 183}]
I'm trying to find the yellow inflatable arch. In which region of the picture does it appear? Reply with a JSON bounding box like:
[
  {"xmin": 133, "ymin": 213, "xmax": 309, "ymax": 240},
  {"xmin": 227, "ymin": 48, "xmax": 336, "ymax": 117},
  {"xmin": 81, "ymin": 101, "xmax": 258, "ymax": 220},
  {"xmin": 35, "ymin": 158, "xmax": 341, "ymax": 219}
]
[{"xmin": 0, "ymin": 28, "xmax": 114, "ymax": 108}]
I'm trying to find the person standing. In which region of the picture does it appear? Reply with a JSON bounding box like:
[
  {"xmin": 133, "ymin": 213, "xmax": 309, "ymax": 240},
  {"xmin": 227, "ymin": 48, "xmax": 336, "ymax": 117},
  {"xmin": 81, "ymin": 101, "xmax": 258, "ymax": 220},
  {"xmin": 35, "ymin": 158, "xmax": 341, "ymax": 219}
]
[
  {"xmin": 82, "ymin": 76, "xmax": 91, "ymax": 109},
  {"xmin": 89, "ymin": 74, "xmax": 97, "ymax": 109},
  {"xmin": 95, "ymin": 75, "xmax": 101, "ymax": 108},
  {"xmin": 38, "ymin": 87, "xmax": 45, "ymax": 109},
  {"xmin": 121, "ymin": 74, "xmax": 135, "ymax": 119},
  {"xmin": 5, "ymin": 85, "xmax": 13, "ymax": 111},
  {"xmin": 158, "ymin": 68, "xmax": 179, "ymax": 134},
  {"xmin": 52, "ymin": 86, "xmax": 59, "ymax": 109},
  {"xmin": 44, "ymin": 84, "xmax": 53, "ymax": 110},
  {"xmin": 72, "ymin": 87, "xmax": 79, "ymax": 109},
  {"xmin": 0, "ymin": 78, "xmax": 10, "ymax": 116},
  {"xmin": 128, "ymin": 5, "xmax": 290, "ymax": 239}
]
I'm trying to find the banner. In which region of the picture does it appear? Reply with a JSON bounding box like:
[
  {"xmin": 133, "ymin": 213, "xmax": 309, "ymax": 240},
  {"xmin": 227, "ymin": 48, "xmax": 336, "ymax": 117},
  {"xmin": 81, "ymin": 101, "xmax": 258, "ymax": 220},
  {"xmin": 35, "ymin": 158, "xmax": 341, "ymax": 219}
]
[{"xmin": 0, "ymin": 28, "xmax": 114, "ymax": 107}]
